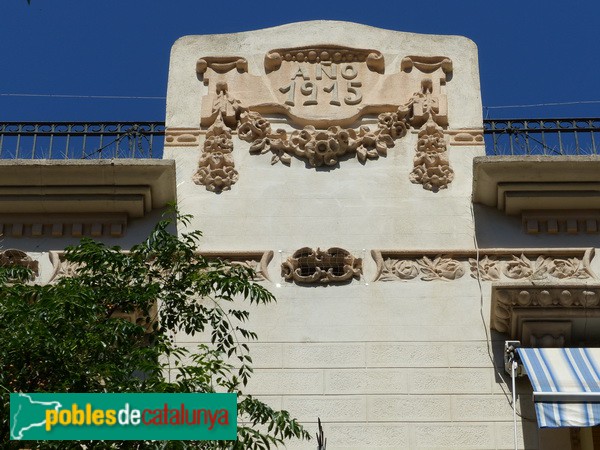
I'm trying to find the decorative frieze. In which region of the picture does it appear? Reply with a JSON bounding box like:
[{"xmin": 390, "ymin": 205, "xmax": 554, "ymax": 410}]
[
  {"xmin": 372, "ymin": 248, "xmax": 596, "ymax": 282},
  {"xmin": 49, "ymin": 250, "xmax": 274, "ymax": 284},
  {"xmin": 282, "ymin": 247, "xmax": 362, "ymax": 284},
  {"xmin": 200, "ymin": 251, "xmax": 274, "ymax": 282},
  {"xmin": 165, "ymin": 128, "xmax": 201, "ymax": 147}
]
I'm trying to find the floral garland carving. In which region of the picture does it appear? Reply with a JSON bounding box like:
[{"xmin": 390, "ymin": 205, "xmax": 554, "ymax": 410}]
[
  {"xmin": 373, "ymin": 249, "xmax": 596, "ymax": 282},
  {"xmin": 196, "ymin": 77, "xmax": 454, "ymax": 191},
  {"xmin": 193, "ymin": 82, "xmax": 240, "ymax": 192},
  {"xmin": 193, "ymin": 114, "xmax": 239, "ymax": 192},
  {"xmin": 379, "ymin": 256, "xmax": 463, "ymax": 281},
  {"xmin": 281, "ymin": 247, "xmax": 362, "ymax": 284},
  {"xmin": 239, "ymin": 110, "xmax": 402, "ymax": 168},
  {"xmin": 406, "ymin": 80, "xmax": 453, "ymax": 191}
]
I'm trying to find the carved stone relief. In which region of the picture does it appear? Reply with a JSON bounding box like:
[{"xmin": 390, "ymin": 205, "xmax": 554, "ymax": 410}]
[
  {"xmin": 200, "ymin": 251, "xmax": 273, "ymax": 282},
  {"xmin": 372, "ymin": 248, "xmax": 596, "ymax": 282},
  {"xmin": 192, "ymin": 112, "xmax": 239, "ymax": 192},
  {"xmin": 282, "ymin": 247, "xmax": 362, "ymax": 284},
  {"xmin": 491, "ymin": 283, "xmax": 600, "ymax": 336},
  {"xmin": 187, "ymin": 47, "xmax": 456, "ymax": 192},
  {"xmin": 0, "ymin": 249, "xmax": 39, "ymax": 279},
  {"xmin": 49, "ymin": 250, "xmax": 274, "ymax": 284}
]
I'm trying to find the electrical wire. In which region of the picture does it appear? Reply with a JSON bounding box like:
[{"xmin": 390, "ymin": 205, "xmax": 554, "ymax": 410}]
[
  {"xmin": 0, "ymin": 93, "xmax": 165, "ymax": 100},
  {"xmin": 469, "ymin": 200, "xmax": 536, "ymax": 423},
  {"xmin": 485, "ymin": 100, "xmax": 600, "ymax": 110}
]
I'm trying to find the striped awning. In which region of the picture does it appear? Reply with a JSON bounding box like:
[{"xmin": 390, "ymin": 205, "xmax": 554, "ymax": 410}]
[{"xmin": 517, "ymin": 347, "xmax": 600, "ymax": 428}]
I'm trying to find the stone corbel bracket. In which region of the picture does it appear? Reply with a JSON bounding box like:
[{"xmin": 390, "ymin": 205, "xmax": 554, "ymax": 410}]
[
  {"xmin": 282, "ymin": 247, "xmax": 362, "ymax": 284},
  {"xmin": 491, "ymin": 282, "xmax": 600, "ymax": 338},
  {"xmin": 371, "ymin": 248, "xmax": 596, "ymax": 282}
]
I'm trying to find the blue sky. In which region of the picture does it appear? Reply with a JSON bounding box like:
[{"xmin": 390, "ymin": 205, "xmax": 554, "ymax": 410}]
[{"xmin": 1, "ymin": 0, "xmax": 599, "ymax": 121}]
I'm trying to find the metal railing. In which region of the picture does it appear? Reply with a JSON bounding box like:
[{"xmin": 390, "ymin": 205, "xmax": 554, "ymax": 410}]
[
  {"xmin": 483, "ymin": 118, "xmax": 600, "ymax": 156},
  {"xmin": 0, "ymin": 122, "xmax": 165, "ymax": 159},
  {"xmin": 1, "ymin": 118, "xmax": 599, "ymax": 159}
]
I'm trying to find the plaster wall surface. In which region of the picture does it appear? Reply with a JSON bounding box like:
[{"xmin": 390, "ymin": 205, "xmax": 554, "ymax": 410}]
[{"xmin": 162, "ymin": 22, "xmax": 576, "ymax": 450}]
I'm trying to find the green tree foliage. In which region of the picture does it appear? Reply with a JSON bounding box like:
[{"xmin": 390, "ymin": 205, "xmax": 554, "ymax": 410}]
[{"xmin": 0, "ymin": 213, "xmax": 309, "ymax": 449}]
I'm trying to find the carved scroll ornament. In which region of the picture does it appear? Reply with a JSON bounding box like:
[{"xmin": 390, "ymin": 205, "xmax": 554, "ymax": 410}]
[{"xmin": 282, "ymin": 247, "xmax": 362, "ymax": 284}]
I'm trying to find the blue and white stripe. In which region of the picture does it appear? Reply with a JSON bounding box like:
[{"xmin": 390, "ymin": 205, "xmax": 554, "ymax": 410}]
[{"xmin": 517, "ymin": 347, "xmax": 600, "ymax": 428}]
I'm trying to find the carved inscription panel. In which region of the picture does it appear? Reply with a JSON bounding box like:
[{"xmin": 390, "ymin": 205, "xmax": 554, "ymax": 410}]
[
  {"xmin": 266, "ymin": 46, "xmax": 382, "ymax": 122},
  {"xmin": 198, "ymin": 47, "xmax": 452, "ymax": 128}
]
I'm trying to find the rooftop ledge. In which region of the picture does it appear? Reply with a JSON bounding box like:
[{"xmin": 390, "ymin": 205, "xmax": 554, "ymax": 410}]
[
  {"xmin": 0, "ymin": 159, "xmax": 176, "ymax": 238},
  {"xmin": 472, "ymin": 156, "xmax": 600, "ymax": 234}
]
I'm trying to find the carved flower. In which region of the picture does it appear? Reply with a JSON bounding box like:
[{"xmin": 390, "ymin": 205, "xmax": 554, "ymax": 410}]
[
  {"xmin": 410, "ymin": 164, "xmax": 454, "ymax": 191},
  {"xmin": 417, "ymin": 256, "xmax": 464, "ymax": 281},
  {"xmin": 289, "ymin": 127, "xmax": 314, "ymax": 152},
  {"xmin": 237, "ymin": 111, "xmax": 271, "ymax": 142},
  {"xmin": 378, "ymin": 112, "xmax": 408, "ymax": 139},
  {"xmin": 414, "ymin": 149, "xmax": 449, "ymax": 168},
  {"xmin": 393, "ymin": 260, "xmax": 419, "ymax": 280},
  {"xmin": 469, "ymin": 256, "xmax": 501, "ymax": 281},
  {"xmin": 305, "ymin": 130, "xmax": 342, "ymax": 167},
  {"xmin": 417, "ymin": 133, "xmax": 446, "ymax": 155},
  {"xmin": 204, "ymin": 134, "xmax": 233, "ymax": 153},
  {"xmin": 549, "ymin": 258, "xmax": 589, "ymax": 279},
  {"xmin": 503, "ymin": 255, "xmax": 549, "ymax": 280},
  {"xmin": 194, "ymin": 152, "xmax": 238, "ymax": 191},
  {"xmin": 355, "ymin": 126, "xmax": 393, "ymax": 163}
]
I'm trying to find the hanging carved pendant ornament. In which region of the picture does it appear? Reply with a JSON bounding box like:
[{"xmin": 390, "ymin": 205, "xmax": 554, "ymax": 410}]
[
  {"xmin": 192, "ymin": 48, "xmax": 455, "ymax": 192},
  {"xmin": 282, "ymin": 247, "xmax": 362, "ymax": 284}
]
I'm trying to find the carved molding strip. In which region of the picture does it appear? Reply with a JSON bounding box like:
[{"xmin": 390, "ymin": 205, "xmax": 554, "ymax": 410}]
[
  {"xmin": 443, "ymin": 129, "xmax": 485, "ymax": 146},
  {"xmin": 0, "ymin": 249, "xmax": 39, "ymax": 279},
  {"xmin": 400, "ymin": 56, "xmax": 453, "ymax": 74},
  {"xmin": 196, "ymin": 57, "xmax": 248, "ymax": 76},
  {"xmin": 372, "ymin": 248, "xmax": 596, "ymax": 282},
  {"xmin": 282, "ymin": 247, "xmax": 362, "ymax": 284},
  {"xmin": 523, "ymin": 210, "xmax": 600, "ymax": 235},
  {"xmin": 265, "ymin": 45, "xmax": 384, "ymax": 74},
  {"xmin": 165, "ymin": 128, "xmax": 202, "ymax": 147},
  {"xmin": 0, "ymin": 214, "xmax": 128, "ymax": 238},
  {"xmin": 49, "ymin": 250, "xmax": 274, "ymax": 283},
  {"xmin": 491, "ymin": 283, "xmax": 600, "ymax": 335},
  {"xmin": 200, "ymin": 251, "xmax": 274, "ymax": 282}
]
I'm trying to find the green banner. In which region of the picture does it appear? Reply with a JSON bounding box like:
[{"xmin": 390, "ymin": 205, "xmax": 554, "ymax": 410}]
[{"xmin": 10, "ymin": 393, "xmax": 237, "ymax": 441}]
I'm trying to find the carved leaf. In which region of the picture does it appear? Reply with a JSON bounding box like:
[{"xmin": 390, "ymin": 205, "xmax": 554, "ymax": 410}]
[
  {"xmin": 417, "ymin": 255, "xmax": 464, "ymax": 281},
  {"xmin": 469, "ymin": 256, "xmax": 501, "ymax": 281},
  {"xmin": 503, "ymin": 254, "xmax": 534, "ymax": 279}
]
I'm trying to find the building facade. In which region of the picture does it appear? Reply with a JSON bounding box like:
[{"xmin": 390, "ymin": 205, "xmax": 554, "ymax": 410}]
[{"xmin": 3, "ymin": 21, "xmax": 600, "ymax": 449}]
